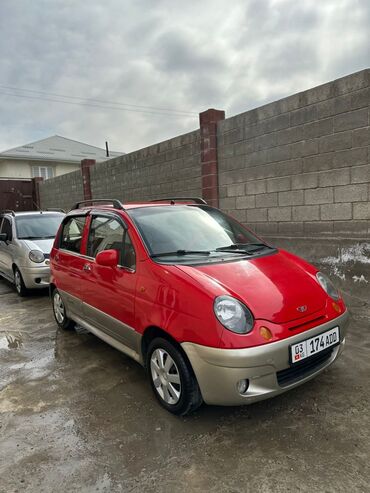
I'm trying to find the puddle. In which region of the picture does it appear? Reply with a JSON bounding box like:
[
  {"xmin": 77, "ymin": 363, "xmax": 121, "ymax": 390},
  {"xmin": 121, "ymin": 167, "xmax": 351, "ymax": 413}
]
[{"xmin": 0, "ymin": 332, "xmax": 23, "ymax": 349}]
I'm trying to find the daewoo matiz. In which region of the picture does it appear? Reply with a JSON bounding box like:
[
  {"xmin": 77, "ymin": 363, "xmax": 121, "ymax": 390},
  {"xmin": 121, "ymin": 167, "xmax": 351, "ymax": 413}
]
[
  {"xmin": 0, "ymin": 209, "xmax": 65, "ymax": 296},
  {"xmin": 50, "ymin": 198, "xmax": 348, "ymax": 415}
]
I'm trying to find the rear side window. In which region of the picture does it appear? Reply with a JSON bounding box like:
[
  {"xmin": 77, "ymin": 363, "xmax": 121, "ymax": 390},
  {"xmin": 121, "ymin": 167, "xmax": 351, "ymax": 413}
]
[
  {"xmin": 60, "ymin": 216, "xmax": 86, "ymax": 253},
  {"xmin": 87, "ymin": 215, "xmax": 136, "ymax": 270},
  {"xmin": 1, "ymin": 218, "xmax": 13, "ymax": 241}
]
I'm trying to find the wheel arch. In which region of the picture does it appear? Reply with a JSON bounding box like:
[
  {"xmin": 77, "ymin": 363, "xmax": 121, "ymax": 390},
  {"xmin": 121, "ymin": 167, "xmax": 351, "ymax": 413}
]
[{"xmin": 141, "ymin": 325, "xmax": 194, "ymax": 373}]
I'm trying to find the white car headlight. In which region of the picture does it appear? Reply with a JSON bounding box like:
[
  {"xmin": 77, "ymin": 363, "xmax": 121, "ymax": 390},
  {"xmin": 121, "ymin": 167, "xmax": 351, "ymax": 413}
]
[
  {"xmin": 214, "ymin": 295, "xmax": 254, "ymax": 334},
  {"xmin": 316, "ymin": 272, "xmax": 340, "ymax": 300},
  {"xmin": 29, "ymin": 250, "xmax": 45, "ymax": 263}
]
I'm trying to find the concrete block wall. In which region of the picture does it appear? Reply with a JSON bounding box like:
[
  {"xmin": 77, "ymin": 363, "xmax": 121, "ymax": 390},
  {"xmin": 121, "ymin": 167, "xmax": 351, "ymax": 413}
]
[
  {"xmin": 90, "ymin": 130, "xmax": 201, "ymax": 201},
  {"xmin": 39, "ymin": 169, "xmax": 84, "ymax": 212},
  {"xmin": 39, "ymin": 69, "xmax": 369, "ymax": 241},
  {"xmin": 218, "ymin": 69, "xmax": 370, "ymax": 238},
  {"xmin": 39, "ymin": 130, "xmax": 201, "ymax": 210}
]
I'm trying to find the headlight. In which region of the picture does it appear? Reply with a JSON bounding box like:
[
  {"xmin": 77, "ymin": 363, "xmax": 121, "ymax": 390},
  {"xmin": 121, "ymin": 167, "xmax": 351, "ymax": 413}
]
[
  {"xmin": 316, "ymin": 272, "xmax": 340, "ymax": 300},
  {"xmin": 214, "ymin": 295, "xmax": 254, "ymax": 334},
  {"xmin": 29, "ymin": 250, "xmax": 45, "ymax": 263}
]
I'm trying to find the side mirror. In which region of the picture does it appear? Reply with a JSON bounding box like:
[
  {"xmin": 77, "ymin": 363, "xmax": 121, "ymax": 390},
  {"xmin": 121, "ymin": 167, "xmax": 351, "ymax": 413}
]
[
  {"xmin": 0, "ymin": 233, "xmax": 7, "ymax": 242},
  {"xmin": 96, "ymin": 249, "xmax": 119, "ymax": 267}
]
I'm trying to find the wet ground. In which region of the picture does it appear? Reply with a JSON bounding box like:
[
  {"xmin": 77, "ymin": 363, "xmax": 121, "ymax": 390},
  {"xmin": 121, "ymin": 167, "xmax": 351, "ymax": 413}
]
[{"xmin": 0, "ymin": 277, "xmax": 369, "ymax": 493}]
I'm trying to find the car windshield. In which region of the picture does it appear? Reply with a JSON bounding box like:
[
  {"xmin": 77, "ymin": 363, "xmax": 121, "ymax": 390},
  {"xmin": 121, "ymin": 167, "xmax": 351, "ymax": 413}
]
[
  {"xmin": 16, "ymin": 214, "xmax": 64, "ymax": 240},
  {"xmin": 128, "ymin": 206, "xmax": 263, "ymax": 257}
]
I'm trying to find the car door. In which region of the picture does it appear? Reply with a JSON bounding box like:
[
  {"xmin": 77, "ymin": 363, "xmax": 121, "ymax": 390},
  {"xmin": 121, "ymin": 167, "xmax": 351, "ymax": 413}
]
[
  {"xmin": 0, "ymin": 217, "xmax": 15, "ymax": 278},
  {"xmin": 81, "ymin": 212, "xmax": 139, "ymax": 352},
  {"xmin": 52, "ymin": 214, "xmax": 88, "ymax": 319}
]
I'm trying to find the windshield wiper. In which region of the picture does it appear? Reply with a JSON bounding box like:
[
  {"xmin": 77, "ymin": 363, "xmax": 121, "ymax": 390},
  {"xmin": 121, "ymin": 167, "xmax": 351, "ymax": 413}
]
[
  {"xmin": 215, "ymin": 242, "xmax": 270, "ymax": 253},
  {"xmin": 151, "ymin": 249, "xmax": 211, "ymax": 258}
]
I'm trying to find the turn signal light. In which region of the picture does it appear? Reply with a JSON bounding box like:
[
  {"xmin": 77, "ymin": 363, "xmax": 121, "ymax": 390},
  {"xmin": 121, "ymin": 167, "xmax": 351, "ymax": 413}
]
[
  {"xmin": 260, "ymin": 326, "xmax": 273, "ymax": 341},
  {"xmin": 332, "ymin": 302, "xmax": 342, "ymax": 313}
]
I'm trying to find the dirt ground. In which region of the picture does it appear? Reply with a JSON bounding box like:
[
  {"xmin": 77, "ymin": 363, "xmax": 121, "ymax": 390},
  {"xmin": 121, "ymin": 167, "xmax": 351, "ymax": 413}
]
[{"xmin": 0, "ymin": 274, "xmax": 369, "ymax": 493}]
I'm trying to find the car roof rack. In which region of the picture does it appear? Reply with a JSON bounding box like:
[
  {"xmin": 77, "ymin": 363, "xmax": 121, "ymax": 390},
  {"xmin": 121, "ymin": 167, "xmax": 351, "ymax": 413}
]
[
  {"xmin": 46, "ymin": 208, "xmax": 66, "ymax": 213},
  {"xmin": 71, "ymin": 199, "xmax": 125, "ymax": 210},
  {"xmin": 0, "ymin": 209, "xmax": 15, "ymax": 216},
  {"xmin": 150, "ymin": 197, "xmax": 207, "ymax": 205}
]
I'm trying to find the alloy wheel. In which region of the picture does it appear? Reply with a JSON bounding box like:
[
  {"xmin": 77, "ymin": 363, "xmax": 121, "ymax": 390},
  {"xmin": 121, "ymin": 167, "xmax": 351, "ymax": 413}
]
[
  {"xmin": 53, "ymin": 292, "xmax": 65, "ymax": 324},
  {"xmin": 14, "ymin": 270, "xmax": 22, "ymax": 294},
  {"xmin": 150, "ymin": 348, "xmax": 181, "ymax": 405}
]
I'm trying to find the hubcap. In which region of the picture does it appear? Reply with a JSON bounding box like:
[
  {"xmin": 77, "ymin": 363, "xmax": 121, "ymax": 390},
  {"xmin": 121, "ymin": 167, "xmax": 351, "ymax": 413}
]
[
  {"xmin": 15, "ymin": 271, "xmax": 21, "ymax": 293},
  {"xmin": 150, "ymin": 348, "xmax": 181, "ymax": 405},
  {"xmin": 53, "ymin": 292, "xmax": 65, "ymax": 324}
]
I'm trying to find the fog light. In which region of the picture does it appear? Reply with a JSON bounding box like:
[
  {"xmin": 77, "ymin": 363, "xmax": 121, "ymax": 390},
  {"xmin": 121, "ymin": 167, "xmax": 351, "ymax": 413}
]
[
  {"xmin": 260, "ymin": 326, "xmax": 273, "ymax": 340},
  {"xmin": 237, "ymin": 379, "xmax": 249, "ymax": 395},
  {"xmin": 332, "ymin": 302, "xmax": 341, "ymax": 313}
]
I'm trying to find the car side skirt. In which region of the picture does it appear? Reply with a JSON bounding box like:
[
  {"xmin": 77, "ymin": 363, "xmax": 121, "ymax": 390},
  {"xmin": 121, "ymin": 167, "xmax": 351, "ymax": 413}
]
[{"xmin": 58, "ymin": 288, "xmax": 143, "ymax": 365}]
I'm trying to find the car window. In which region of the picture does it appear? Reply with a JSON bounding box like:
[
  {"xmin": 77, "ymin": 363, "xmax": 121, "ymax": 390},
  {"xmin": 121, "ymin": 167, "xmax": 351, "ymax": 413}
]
[
  {"xmin": 60, "ymin": 216, "xmax": 87, "ymax": 253},
  {"xmin": 87, "ymin": 216, "xmax": 136, "ymax": 270},
  {"xmin": 1, "ymin": 218, "xmax": 13, "ymax": 241},
  {"xmin": 15, "ymin": 214, "xmax": 64, "ymax": 239},
  {"xmin": 128, "ymin": 206, "xmax": 259, "ymax": 256},
  {"xmin": 121, "ymin": 231, "xmax": 136, "ymax": 270}
]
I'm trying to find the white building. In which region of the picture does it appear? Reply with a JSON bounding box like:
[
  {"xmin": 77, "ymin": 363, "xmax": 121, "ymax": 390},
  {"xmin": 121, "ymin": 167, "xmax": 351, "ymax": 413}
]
[{"xmin": 0, "ymin": 135, "xmax": 123, "ymax": 180}]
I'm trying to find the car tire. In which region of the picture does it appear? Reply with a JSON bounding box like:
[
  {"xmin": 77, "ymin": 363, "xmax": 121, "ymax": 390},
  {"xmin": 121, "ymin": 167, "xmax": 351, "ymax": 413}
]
[
  {"xmin": 147, "ymin": 337, "xmax": 203, "ymax": 416},
  {"xmin": 14, "ymin": 267, "xmax": 28, "ymax": 297},
  {"xmin": 52, "ymin": 288, "xmax": 75, "ymax": 330}
]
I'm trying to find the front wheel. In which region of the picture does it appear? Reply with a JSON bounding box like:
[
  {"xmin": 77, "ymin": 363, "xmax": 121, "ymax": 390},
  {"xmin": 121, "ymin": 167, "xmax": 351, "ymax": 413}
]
[
  {"xmin": 52, "ymin": 289, "xmax": 75, "ymax": 330},
  {"xmin": 14, "ymin": 267, "xmax": 27, "ymax": 297},
  {"xmin": 147, "ymin": 337, "xmax": 203, "ymax": 415}
]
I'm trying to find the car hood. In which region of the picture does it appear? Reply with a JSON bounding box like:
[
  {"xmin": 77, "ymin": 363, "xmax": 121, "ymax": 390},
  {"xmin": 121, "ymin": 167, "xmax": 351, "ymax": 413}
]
[
  {"xmin": 176, "ymin": 250, "xmax": 327, "ymax": 324},
  {"xmin": 22, "ymin": 239, "xmax": 54, "ymax": 254}
]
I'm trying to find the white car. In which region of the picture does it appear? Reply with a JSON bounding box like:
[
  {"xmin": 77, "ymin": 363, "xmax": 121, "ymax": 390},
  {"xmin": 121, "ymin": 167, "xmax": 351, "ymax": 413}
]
[{"xmin": 0, "ymin": 210, "xmax": 64, "ymax": 296}]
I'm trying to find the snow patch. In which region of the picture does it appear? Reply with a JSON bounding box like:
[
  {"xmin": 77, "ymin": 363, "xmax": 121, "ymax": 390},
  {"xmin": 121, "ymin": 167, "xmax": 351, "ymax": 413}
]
[
  {"xmin": 352, "ymin": 275, "xmax": 369, "ymax": 284},
  {"xmin": 331, "ymin": 266, "xmax": 346, "ymax": 280},
  {"xmin": 321, "ymin": 243, "xmax": 370, "ymax": 266}
]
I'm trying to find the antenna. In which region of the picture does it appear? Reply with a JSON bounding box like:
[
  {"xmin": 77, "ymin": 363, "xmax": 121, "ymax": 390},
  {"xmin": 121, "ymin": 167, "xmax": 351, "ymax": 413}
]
[{"xmin": 105, "ymin": 141, "xmax": 110, "ymax": 157}]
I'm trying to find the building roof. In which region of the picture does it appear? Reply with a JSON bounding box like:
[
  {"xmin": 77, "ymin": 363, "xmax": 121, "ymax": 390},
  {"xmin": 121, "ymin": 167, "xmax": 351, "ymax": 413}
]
[{"xmin": 0, "ymin": 135, "xmax": 124, "ymax": 163}]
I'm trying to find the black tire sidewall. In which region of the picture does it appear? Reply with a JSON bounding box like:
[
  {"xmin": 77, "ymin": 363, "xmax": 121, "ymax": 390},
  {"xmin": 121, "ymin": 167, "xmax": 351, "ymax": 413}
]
[{"xmin": 147, "ymin": 337, "xmax": 201, "ymax": 415}]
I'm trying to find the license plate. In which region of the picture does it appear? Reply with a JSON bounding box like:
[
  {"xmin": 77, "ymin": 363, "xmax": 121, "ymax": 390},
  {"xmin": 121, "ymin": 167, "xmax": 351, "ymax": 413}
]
[{"xmin": 290, "ymin": 326, "xmax": 340, "ymax": 364}]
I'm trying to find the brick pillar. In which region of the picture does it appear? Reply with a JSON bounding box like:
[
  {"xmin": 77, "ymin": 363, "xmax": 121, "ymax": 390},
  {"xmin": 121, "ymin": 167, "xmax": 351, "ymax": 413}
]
[
  {"xmin": 31, "ymin": 177, "xmax": 43, "ymax": 210},
  {"xmin": 81, "ymin": 159, "xmax": 96, "ymax": 200},
  {"xmin": 199, "ymin": 108, "xmax": 225, "ymax": 207}
]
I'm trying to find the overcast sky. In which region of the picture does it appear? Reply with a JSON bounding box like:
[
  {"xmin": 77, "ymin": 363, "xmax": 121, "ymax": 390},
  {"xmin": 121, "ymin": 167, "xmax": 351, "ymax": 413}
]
[{"xmin": 0, "ymin": 0, "xmax": 369, "ymax": 154}]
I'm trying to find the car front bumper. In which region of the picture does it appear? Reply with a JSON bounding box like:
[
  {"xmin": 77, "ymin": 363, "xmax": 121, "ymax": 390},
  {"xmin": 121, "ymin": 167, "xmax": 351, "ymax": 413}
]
[
  {"xmin": 21, "ymin": 265, "xmax": 50, "ymax": 289},
  {"xmin": 181, "ymin": 310, "xmax": 349, "ymax": 406}
]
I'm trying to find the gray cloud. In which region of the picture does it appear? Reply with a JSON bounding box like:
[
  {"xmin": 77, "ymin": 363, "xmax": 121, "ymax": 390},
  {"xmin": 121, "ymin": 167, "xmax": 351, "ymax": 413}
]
[{"xmin": 0, "ymin": 0, "xmax": 369, "ymax": 153}]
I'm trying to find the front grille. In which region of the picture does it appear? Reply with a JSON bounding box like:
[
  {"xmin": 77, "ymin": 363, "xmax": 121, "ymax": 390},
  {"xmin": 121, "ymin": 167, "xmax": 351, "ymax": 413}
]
[
  {"xmin": 44, "ymin": 253, "xmax": 50, "ymax": 259},
  {"xmin": 277, "ymin": 348, "xmax": 334, "ymax": 387}
]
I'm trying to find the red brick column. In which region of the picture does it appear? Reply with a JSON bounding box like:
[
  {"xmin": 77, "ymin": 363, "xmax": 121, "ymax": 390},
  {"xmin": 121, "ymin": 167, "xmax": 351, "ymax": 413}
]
[
  {"xmin": 81, "ymin": 159, "xmax": 96, "ymax": 201},
  {"xmin": 199, "ymin": 108, "xmax": 225, "ymax": 207},
  {"xmin": 31, "ymin": 177, "xmax": 43, "ymax": 210}
]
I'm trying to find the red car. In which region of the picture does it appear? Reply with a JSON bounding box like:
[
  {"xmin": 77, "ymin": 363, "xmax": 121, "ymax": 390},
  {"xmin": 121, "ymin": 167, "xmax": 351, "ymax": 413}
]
[{"xmin": 50, "ymin": 198, "xmax": 349, "ymax": 415}]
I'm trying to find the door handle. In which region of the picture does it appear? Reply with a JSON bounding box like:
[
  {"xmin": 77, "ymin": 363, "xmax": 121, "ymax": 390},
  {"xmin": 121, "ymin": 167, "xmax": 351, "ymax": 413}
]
[
  {"xmin": 83, "ymin": 263, "xmax": 91, "ymax": 272},
  {"xmin": 55, "ymin": 254, "xmax": 60, "ymax": 261}
]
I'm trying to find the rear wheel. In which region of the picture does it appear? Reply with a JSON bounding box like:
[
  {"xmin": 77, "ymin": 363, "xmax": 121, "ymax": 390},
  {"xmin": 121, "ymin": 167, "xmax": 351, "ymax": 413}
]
[
  {"xmin": 14, "ymin": 267, "xmax": 27, "ymax": 297},
  {"xmin": 52, "ymin": 289, "xmax": 75, "ymax": 330},
  {"xmin": 147, "ymin": 337, "xmax": 203, "ymax": 415}
]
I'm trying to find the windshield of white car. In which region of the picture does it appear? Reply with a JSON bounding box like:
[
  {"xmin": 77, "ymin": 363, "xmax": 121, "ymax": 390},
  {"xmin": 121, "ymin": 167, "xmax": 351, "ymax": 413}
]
[
  {"xmin": 16, "ymin": 214, "xmax": 64, "ymax": 240},
  {"xmin": 128, "ymin": 205, "xmax": 266, "ymax": 258}
]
